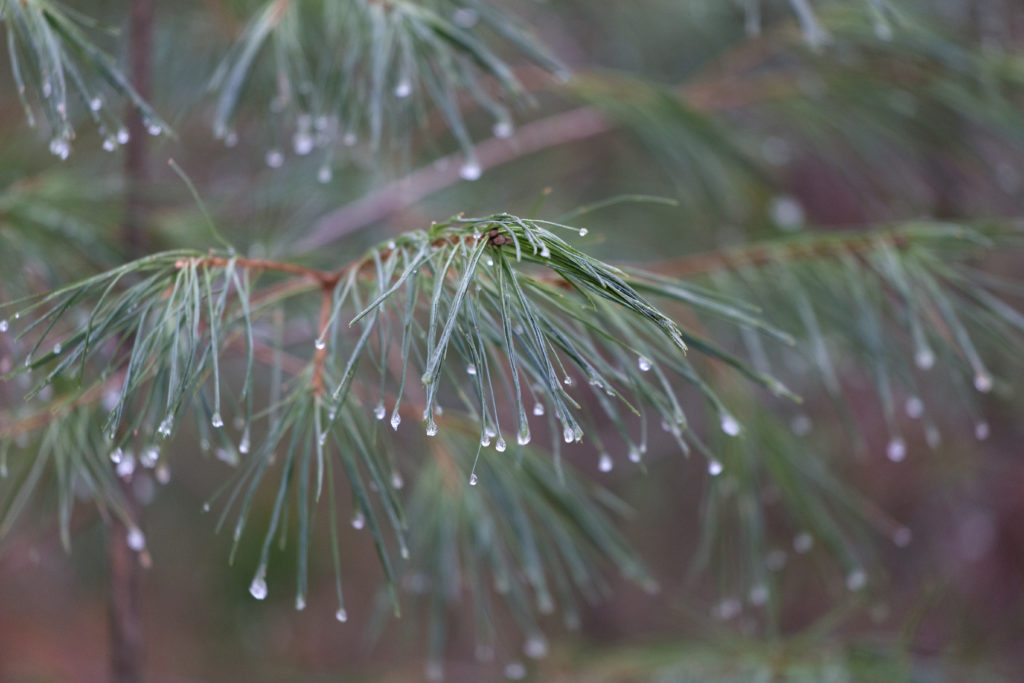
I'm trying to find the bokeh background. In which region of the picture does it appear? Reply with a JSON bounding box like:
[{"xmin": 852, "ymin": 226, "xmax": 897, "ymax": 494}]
[{"xmin": 2, "ymin": 1, "xmax": 1024, "ymax": 681}]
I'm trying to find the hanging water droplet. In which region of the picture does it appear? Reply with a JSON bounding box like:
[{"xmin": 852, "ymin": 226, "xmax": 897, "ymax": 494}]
[
  {"xmin": 769, "ymin": 195, "xmax": 805, "ymax": 231},
  {"xmin": 393, "ymin": 78, "xmax": 412, "ymax": 98},
  {"xmin": 89, "ymin": 97, "xmax": 102, "ymax": 111},
  {"xmin": 116, "ymin": 128, "xmax": 130, "ymax": 145},
  {"xmin": 492, "ymin": 119, "xmax": 513, "ymax": 138},
  {"xmin": 390, "ymin": 412, "xmax": 401, "ymax": 430},
  {"xmin": 466, "ymin": 364, "xmax": 477, "ymax": 376},
  {"xmin": 517, "ymin": 425, "xmax": 531, "ymax": 446},
  {"xmin": 0, "ymin": 319, "xmax": 7, "ymax": 333},
  {"xmin": 578, "ymin": 228, "xmax": 588, "ymax": 237},
  {"xmin": 239, "ymin": 430, "xmax": 250, "ymax": 454},
  {"xmin": 110, "ymin": 448, "xmax": 124, "ymax": 464},
  {"xmin": 628, "ymin": 446, "xmax": 641, "ymax": 463},
  {"xmin": 720, "ymin": 414, "xmax": 741, "ymax": 436},
  {"xmin": 926, "ymin": 425, "xmax": 941, "ymax": 449},
  {"xmin": 102, "ymin": 136, "xmax": 117, "ymax": 152},
  {"xmin": 974, "ymin": 421, "xmax": 990, "ymax": 441},
  {"xmin": 892, "ymin": 526, "xmax": 912, "ymax": 547},
  {"xmin": 391, "ymin": 471, "xmax": 404, "ymax": 489},
  {"xmin": 49, "ymin": 138, "xmax": 70, "ymax": 160},
  {"xmin": 117, "ymin": 453, "xmax": 136, "ymax": 479},
  {"xmin": 224, "ymin": 130, "xmax": 239, "ymax": 147},
  {"xmin": 495, "ymin": 437, "xmax": 507, "ymax": 452},
  {"xmin": 147, "ymin": 122, "xmax": 162, "ymax": 136},
  {"xmin": 708, "ymin": 459, "xmax": 724, "ymax": 476},
  {"xmin": 598, "ymin": 453, "xmax": 613, "ymax": 472},
  {"xmin": 335, "ymin": 607, "xmax": 348, "ymax": 622},
  {"xmin": 845, "ymin": 568, "xmax": 867, "ymax": 591},
  {"xmin": 292, "ymin": 131, "xmax": 314, "ymax": 156},
  {"xmin": 793, "ymin": 532, "xmax": 814, "ymax": 554},
  {"xmin": 249, "ymin": 574, "xmax": 268, "ymax": 600},
  {"xmin": 127, "ymin": 528, "xmax": 146, "ymax": 551},
  {"xmin": 140, "ymin": 447, "xmax": 159, "ymax": 468},
  {"xmin": 460, "ymin": 161, "xmax": 482, "ymax": 181},
  {"xmin": 314, "ymin": 337, "xmax": 326, "ymax": 350},
  {"xmin": 156, "ymin": 463, "xmax": 171, "ymax": 484},
  {"xmin": 211, "ymin": 412, "xmax": 224, "ymax": 428},
  {"xmin": 974, "ymin": 373, "xmax": 993, "ymax": 393},
  {"xmin": 915, "ymin": 347, "xmax": 935, "ymax": 370},
  {"xmin": 523, "ymin": 634, "xmax": 548, "ymax": 659},
  {"xmin": 563, "ymin": 375, "xmax": 573, "ymax": 386},
  {"xmin": 748, "ymin": 584, "xmax": 769, "ymax": 606},
  {"xmin": 294, "ymin": 595, "xmax": 306, "ymax": 611},
  {"xmin": 573, "ymin": 425, "xmax": 584, "ymax": 442},
  {"xmin": 317, "ymin": 165, "xmax": 333, "ymax": 183},
  {"xmin": 426, "ymin": 422, "xmax": 439, "ymax": 437},
  {"xmin": 486, "ymin": 257, "xmax": 494, "ymax": 267},
  {"xmin": 343, "ymin": 131, "xmax": 357, "ymax": 146},
  {"xmin": 504, "ymin": 661, "xmax": 527, "ymax": 681},
  {"xmin": 532, "ymin": 403, "xmax": 544, "ymax": 417},
  {"xmin": 562, "ymin": 425, "xmax": 574, "ymax": 443},
  {"xmin": 637, "ymin": 356, "xmax": 652, "ymax": 372},
  {"xmin": 469, "ymin": 473, "xmax": 479, "ymax": 486},
  {"xmin": 886, "ymin": 437, "xmax": 906, "ymax": 463},
  {"xmin": 351, "ymin": 511, "xmax": 365, "ymax": 530},
  {"xmin": 373, "ymin": 401, "xmax": 386, "ymax": 420},
  {"xmin": 452, "ymin": 7, "xmax": 479, "ymax": 27},
  {"xmin": 905, "ymin": 396, "xmax": 924, "ymax": 419},
  {"xmin": 400, "ymin": 545, "xmax": 409, "ymax": 559},
  {"xmin": 52, "ymin": 342, "xmax": 62, "ymax": 355},
  {"xmin": 265, "ymin": 149, "xmax": 284, "ymax": 168},
  {"xmin": 157, "ymin": 415, "xmax": 173, "ymax": 438},
  {"xmin": 539, "ymin": 244, "xmax": 551, "ymax": 258}
]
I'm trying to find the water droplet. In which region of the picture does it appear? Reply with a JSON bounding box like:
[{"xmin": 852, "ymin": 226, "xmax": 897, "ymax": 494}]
[
  {"xmin": 224, "ymin": 130, "xmax": 239, "ymax": 147},
  {"xmin": 156, "ymin": 464, "xmax": 171, "ymax": 484},
  {"xmin": 453, "ymin": 7, "xmax": 479, "ymax": 28},
  {"xmin": 974, "ymin": 373, "xmax": 993, "ymax": 393},
  {"xmin": 335, "ymin": 608, "xmax": 348, "ymax": 622},
  {"xmin": 486, "ymin": 257, "xmax": 494, "ymax": 267},
  {"xmin": 493, "ymin": 120, "xmax": 513, "ymax": 138},
  {"xmin": 351, "ymin": 511, "xmax": 365, "ymax": 530},
  {"xmin": 720, "ymin": 414, "xmax": 741, "ymax": 436},
  {"xmin": 469, "ymin": 473, "xmax": 478, "ymax": 486},
  {"xmin": 974, "ymin": 421, "xmax": 990, "ymax": 441},
  {"xmin": 239, "ymin": 430, "xmax": 250, "ymax": 454},
  {"xmin": 846, "ymin": 568, "xmax": 867, "ymax": 591},
  {"xmin": 874, "ymin": 20, "xmax": 893, "ymax": 41},
  {"xmin": 793, "ymin": 532, "xmax": 814, "ymax": 554},
  {"xmin": 637, "ymin": 356, "xmax": 652, "ymax": 372},
  {"xmin": 517, "ymin": 426, "xmax": 530, "ymax": 446},
  {"xmin": 0, "ymin": 319, "xmax": 7, "ymax": 333},
  {"xmin": 110, "ymin": 448, "xmax": 124, "ymax": 464},
  {"xmin": 712, "ymin": 598, "xmax": 742, "ymax": 620},
  {"xmin": 117, "ymin": 128, "xmax": 130, "ymax": 145},
  {"xmin": 42, "ymin": 80, "xmax": 52, "ymax": 97},
  {"xmin": 425, "ymin": 662, "xmax": 443, "ymax": 682},
  {"xmin": 265, "ymin": 149, "xmax": 284, "ymax": 168},
  {"xmin": 892, "ymin": 527, "xmax": 912, "ymax": 547},
  {"xmin": 504, "ymin": 661, "xmax": 526, "ymax": 680},
  {"xmin": 563, "ymin": 425, "xmax": 574, "ymax": 443},
  {"xmin": 539, "ymin": 244, "xmax": 550, "ymax": 259},
  {"xmin": 343, "ymin": 131, "xmax": 357, "ymax": 146},
  {"xmin": 905, "ymin": 396, "xmax": 924, "ymax": 419},
  {"xmin": 102, "ymin": 137, "xmax": 117, "ymax": 152},
  {"xmin": 578, "ymin": 228, "xmax": 588, "ymax": 237},
  {"xmin": 49, "ymin": 138, "xmax": 70, "ymax": 160},
  {"xmin": 915, "ymin": 347, "xmax": 935, "ymax": 370},
  {"xmin": 292, "ymin": 131, "xmax": 314, "ymax": 155},
  {"xmin": 532, "ymin": 403, "xmax": 544, "ymax": 416},
  {"xmin": 480, "ymin": 433, "xmax": 491, "ymax": 447},
  {"xmin": 466, "ymin": 364, "xmax": 477, "ymax": 376},
  {"xmin": 211, "ymin": 413, "xmax": 224, "ymax": 428},
  {"xmin": 598, "ymin": 453, "xmax": 613, "ymax": 472},
  {"xmin": 147, "ymin": 122, "xmax": 162, "ymax": 136},
  {"xmin": 708, "ymin": 459, "xmax": 724, "ymax": 476},
  {"xmin": 390, "ymin": 412, "xmax": 401, "ymax": 430},
  {"xmin": 426, "ymin": 422, "xmax": 438, "ymax": 437},
  {"xmin": 317, "ymin": 165, "xmax": 332, "ymax": 183},
  {"xmin": 394, "ymin": 78, "xmax": 412, "ymax": 98},
  {"xmin": 52, "ymin": 343, "xmax": 62, "ymax": 355},
  {"xmin": 89, "ymin": 97, "xmax": 102, "ymax": 111},
  {"xmin": 249, "ymin": 574, "xmax": 268, "ymax": 600},
  {"xmin": 790, "ymin": 414, "xmax": 812, "ymax": 436},
  {"xmin": 140, "ymin": 447, "xmax": 159, "ymax": 468},
  {"xmin": 202, "ymin": 502, "xmax": 211, "ymax": 513},
  {"xmin": 314, "ymin": 337, "xmax": 326, "ymax": 350},
  {"xmin": 524, "ymin": 634, "xmax": 548, "ymax": 659},
  {"xmin": 886, "ymin": 437, "xmax": 906, "ymax": 463},
  {"xmin": 293, "ymin": 595, "xmax": 306, "ymax": 611},
  {"xmin": 157, "ymin": 415, "xmax": 173, "ymax": 438},
  {"xmin": 391, "ymin": 471, "xmax": 404, "ymax": 489},
  {"xmin": 748, "ymin": 584, "xmax": 769, "ymax": 606},
  {"xmin": 460, "ymin": 161, "xmax": 482, "ymax": 181},
  {"xmin": 563, "ymin": 375, "xmax": 573, "ymax": 386},
  {"xmin": 127, "ymin": 528, "xmax": 146, "ymax": 551},
  {"xmin": 769, "ymin": 195, "xmax": 805, "ymax": 231},
  {"xmin": 117, "ymin": 453, "xmax": 136, "ymax": 479},
  {"xmin": 495, "ymin": 437, "xmax": 507, "ymax": 452},
  {"xmin": 926, "ymin": 425, "xmax": 941, "ymax": 449},
  {"xmin": 373, "ymin": 401, "xmax": 386, "ymax": 420}
]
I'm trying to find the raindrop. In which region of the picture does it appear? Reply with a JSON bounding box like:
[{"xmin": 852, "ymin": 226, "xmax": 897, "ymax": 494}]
[
  {"xmin": 504, "ymin": 662, "xmax": 527, "ymax": 681},
  {"xmin": 140, "ymin": 447, "xmax": 159, "ymax": 468},
  {"xmin": 486, "ymin": 257, "xmax": 494, "ymax": 267},
  {"xmin": 915, "ymin": 347, "xmax": 935, "ymax": 370},
  {"xmin": 295, "ymin": 596, "xmax": 306, "ymax": 611},
  {"xmin": 637, "ymin": 356, "xmax": 652, "ymax": 372},
  {"xmin": 926, "ymin": 425, "xmax": 941, "ymax": 449},
  {"xmin": 317, "ymin": 165, "xmax": 333, "ymax": 184},
  {"xmin": 598, "ymin": 453, "xmax": 613, "ymax": 472},
  {"xmin": 495, "ymin": 437, "xmax": 507, "ymax": 452},
  {"xmin": 539, "ymin": 244, "xmax": 550, "ymax": 258},
  {"xmin": 846, "ymin": 568, "xmax": 867, "ymax": 591},
  {"xmin": 117, "ymin": 453, "xmax": 136, "ymax": 479},
  {"xmin": 127, "ymin": 528, "xmax": 146, "ymax": 551},
  {"xmin": 103, "ymin": 137, "xmax": 117, "ymax": 152},
  {"xmin": 790, "ymin": 414, "xmax": 812, "ymax": 436},
  {"xmin": 720, "ymin": 414, "xmax": 741, "ymax": 436},
  {"xmin": 905, "ymin": 396, "xmax": 924, "ymax": 419},
  {"xmin": 459, "ymin": 161, "xmax": 482, "ymax": 181},
  {"xmin": 147, "ymin": 122, "xmax": 162, "ymax": 136},
  {"xmin": 374, "ymin": 401, "xmax": 386, "ymax": 420},
  {"xmin": 343, "ymin": 131, "xmax": 357, "ymax": 146},
  {"xmin": 628, "ymin": 446, "xmax": 641, "ymax": 463},
  {"xmin": 390, "ymin": 412, "xmax": 401, "ymax": 430},
  {"xmin": 466, "ymin": 364, "xmax": 477, "ymax": 376},
  {"xmin": 523, "ymin": 634, "xmax": 548, "ymax": 659},
  {"xmin": 0, "ymin": 319, "xmax": 7, "ymax": 333},
  {"xmin": 578, "ymin": 228, "xmax": 588, "ymax": 237},
  {"xmin": 265, "ymin": 149, "xmax": 284, "ymax": 168},
  {"xmin": 974, "ymin": 373, "xmax": 993, "ymax": 393},
  {"xmin": 52, "ymin": 343, "xmax": 62, "ymax": 355},
  {"xmin": 562, "ymin": 425, "xmax": 574, "ymax": 444},
  {"xmin": 974, "ymin": 421, "xmax": 990, "ymax": 441},
  {"xmin": 211, "ymin": 412, "xmax": 224, "ymax": 428},
  {"xmin": 110, "ymin": 448, "xmax": 124, "ymax": 464},
  {"xmin": 249, "ymin": 574, "xmax": 268, "ymax": 600},
  {"xmin": 469, "ymin": 473, "xmax": 479, "ymax": 486},
  {"xmin": 493, "ymin": 120, "xmax": 513, "ymax": 139},
  {"xmin": 351, "ymin": 511, "xmax": 365, "ymax": 530},
  {"xmin": 886, "ymin": 437, "xmax": 906, "ymax": 463},
  {"xmin": 453, "ymin": 7, "xmax": 479, "ymax": 28},
  {"xmin": 532, "ymin": 403, "xmax": 545, "ymax": 417},
  {"xmin": 748, "ymin": 584, "xmax": 769, "ymax": 606},
  {"xmin": 394, "ymin": 78, "xmax": 412, "ymax": 98},
  {"xmin": 157, "ymin": 416, "xmax": 173, "ymax": 438},
  {"xmin": 202, "ymin": 502, "xmax": 211, "ymax": 513},
  {"xmin": 239, "ymin": 430, "xmax": 250, "ymax": 454},
  {"xmin": 391, "ymin": 471, "xmax": 404, "ymax": 490},
  {"xmin": 793, "ymin": 532, "xmax": 814, "ymax": 554},
  {"xmin": 314, "ymin": 337, "xmax": 326, "ymax": 350},
  {"xmin": 335, "ymin": 608, "xmax": 348, "ymax": 622},
  {"xmin": 224, "ymin": 130, "xmax": 239, "ymax": 147},
  {"xmin": 156, "ymin": 464, "xmax": 171, "ymax": 484},
  {"xmin": 42, "ymin": 80, "xmax": 52, "ymax": 97},
  {"xmin": 292, "ymin": 131, "xmax": 314, "ymax": 156},
  {"xmin": 89, "ymin": 97, "xmax": 102, "ymax": 111},
  {"xmin": 426, "ymin": 423, "xmax": 439, "ymax": 437},
  {"xmin": 769, "ymin": 195, "xmax": 805, "ymax": 231},
  {"xmin": 117, "ymin": 128, "xmax": 130, "ymax": 145},
  {"xmin": 708, "ymin": 460, "xmax": 724, "ymax": 476},
  {"xmin": 480, "ymin": 433, "xmax": 491, "ymax": 447},
  {"xmin": 516, "ymin": 426, "xmax": 530, "ymax": 446},
  {"xmin": 49, "ymin": 138, "xmax": 70, "ymax": 160},
  {"xmin": 563, "ymin": 376, "xmax": 573, "ymax": 386}
]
